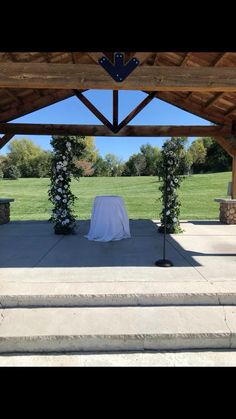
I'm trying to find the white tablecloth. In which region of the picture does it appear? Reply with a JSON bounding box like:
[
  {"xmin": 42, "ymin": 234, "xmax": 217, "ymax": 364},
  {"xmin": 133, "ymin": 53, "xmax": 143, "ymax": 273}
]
[{"xmin": 85, "ymin": 196, "xmax": 131, "ymax": 242}]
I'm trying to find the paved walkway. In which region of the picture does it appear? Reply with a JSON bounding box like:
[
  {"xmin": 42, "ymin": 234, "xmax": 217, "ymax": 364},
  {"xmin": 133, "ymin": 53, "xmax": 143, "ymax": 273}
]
[{"xmin": 0, "ymin": 219, "xmax": 236, "ymax": 284}]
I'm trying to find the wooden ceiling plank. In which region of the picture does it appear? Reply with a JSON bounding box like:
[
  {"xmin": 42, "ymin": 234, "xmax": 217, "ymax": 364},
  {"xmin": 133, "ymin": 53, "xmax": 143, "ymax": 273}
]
[
  {"xmin": 180, "ymin": 52, "xmax": 191, "ymax": 66},
  {"xmin": 224, "ymin": 105, "xmax": 236, "ymax": 117},
  {"xmin": 204, "ymin": 92, "xmax": 225, "ymax": 110}
]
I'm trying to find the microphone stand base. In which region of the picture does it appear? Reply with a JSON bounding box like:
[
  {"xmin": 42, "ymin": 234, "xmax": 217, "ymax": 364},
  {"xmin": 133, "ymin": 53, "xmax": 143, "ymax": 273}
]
[{"xmin": 155, "ymin": 259, "xmax": 173, "ymax": 267}]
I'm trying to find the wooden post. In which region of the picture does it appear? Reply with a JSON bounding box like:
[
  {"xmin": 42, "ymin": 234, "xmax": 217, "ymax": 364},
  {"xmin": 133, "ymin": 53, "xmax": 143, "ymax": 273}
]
[{"xmin": 232, "ymin": 155, "xmax": 236, "ymax": 199}]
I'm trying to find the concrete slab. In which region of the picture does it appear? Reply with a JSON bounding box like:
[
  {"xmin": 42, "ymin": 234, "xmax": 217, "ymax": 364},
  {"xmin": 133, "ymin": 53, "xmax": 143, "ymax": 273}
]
[
  {"xmin": 0, "ymin": 306, "xmax": 234, "ymax": 352},
  {"xmin": 1, "ymin": 350, "xmax": 236, "ymax": 366},
  {"xmin": 2, "ymin": 280, "xmax": 236, "ymax": 307},
  {"xmin": 1, "ymin": 219, "xmax": 236, "ymax": 284}
]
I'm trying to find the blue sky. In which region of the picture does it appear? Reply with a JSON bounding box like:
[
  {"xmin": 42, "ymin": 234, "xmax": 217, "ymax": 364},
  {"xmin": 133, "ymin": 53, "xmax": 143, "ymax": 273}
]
[{"xmin": 0, "ymin": 90, "xmax": 211, "ymax": 161}]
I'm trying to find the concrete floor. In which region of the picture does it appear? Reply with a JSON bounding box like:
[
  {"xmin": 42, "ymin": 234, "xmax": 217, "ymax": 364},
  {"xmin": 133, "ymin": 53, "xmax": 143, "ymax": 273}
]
[{"xmin": 0, "ymin": 219, "xmax": 236, "ymax": 284}]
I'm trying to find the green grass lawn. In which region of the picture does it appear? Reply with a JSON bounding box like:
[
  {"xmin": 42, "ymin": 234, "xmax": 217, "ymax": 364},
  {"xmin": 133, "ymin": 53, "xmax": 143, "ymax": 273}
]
[{"xmin": 0, "ymin": 172, "xmax": 232, "ymax": 221}]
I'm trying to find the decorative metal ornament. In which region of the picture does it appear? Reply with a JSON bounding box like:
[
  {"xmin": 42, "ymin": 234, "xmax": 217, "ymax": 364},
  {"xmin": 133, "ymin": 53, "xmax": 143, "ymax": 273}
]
[{"xmin": 98, "ymin": 52, "xmax": 139, "ymax": 82}]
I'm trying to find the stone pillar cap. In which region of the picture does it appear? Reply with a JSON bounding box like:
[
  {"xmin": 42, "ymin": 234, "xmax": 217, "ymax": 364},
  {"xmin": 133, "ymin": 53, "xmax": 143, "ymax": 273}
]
[
  {"xmin": 0, "ymin": 198, "xmax": 15, "ymax": 203},
  {"xmin": 214, "ymin": 198, "xmax": 236, "ymax": 203}
]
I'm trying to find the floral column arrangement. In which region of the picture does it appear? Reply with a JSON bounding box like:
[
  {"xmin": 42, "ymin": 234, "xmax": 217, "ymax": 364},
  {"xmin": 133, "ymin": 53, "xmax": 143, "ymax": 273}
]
[
  {"xmin": 159, "ymin": 138, "xmax": 184, "ymax": 234},
  {"xmin": 48, "ymin": 136, "xmax": 85, "ymax": 234}
]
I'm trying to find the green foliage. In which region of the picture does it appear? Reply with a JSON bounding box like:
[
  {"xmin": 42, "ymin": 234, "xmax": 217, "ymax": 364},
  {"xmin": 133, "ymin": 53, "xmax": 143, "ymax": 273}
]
[
  {"xmin": 3, "ymin": 164, "xmax": 21, "ymax": 180},
  {"xmin": 48, "ymin": 136, "xmax": 86, "ymax": 234},
  {"xmin": 159, "ymin": 138, "xmax": 185, "ymax": 234},
  {"xmin": 102, "ymin": 153, "xmax": 124, "ymax": 177},
  {"xmin": 124, "ymin": 144, "xmax": 161, "ymax": 176},
  {"xmin": 4, "ymin": 138, "xmax": 52, "ymax": 177}
]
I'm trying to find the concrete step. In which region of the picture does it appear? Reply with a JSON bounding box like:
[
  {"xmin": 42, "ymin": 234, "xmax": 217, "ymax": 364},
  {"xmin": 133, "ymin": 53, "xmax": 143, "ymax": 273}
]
[
  {"xmin": 1, "ymin": 281, "xmax": 236, "ymax": 307},
  {"xmin": 0, "ymin": 305, "xmax": 236, "ymax": 353},
  {"xmin": 2, "ymin": 350, "xmax": 236, "ymax": 366}
]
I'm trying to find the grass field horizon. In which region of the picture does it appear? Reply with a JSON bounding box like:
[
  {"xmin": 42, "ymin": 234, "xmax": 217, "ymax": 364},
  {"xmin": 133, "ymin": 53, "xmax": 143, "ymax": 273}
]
[{"xmin": 0, "ymin": 172, "xmax": 231, "ymax": 221}]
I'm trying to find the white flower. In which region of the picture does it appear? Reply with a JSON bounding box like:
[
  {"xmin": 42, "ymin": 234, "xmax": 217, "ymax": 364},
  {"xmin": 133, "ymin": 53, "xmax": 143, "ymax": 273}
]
[
  {"xmin": 57, "ymin": 188, "xmax": 62, "ymax": 193},
  {"xmin": 55, "ymin": 195, "xmax": 61, "ymax": 200},
  {"xmin": 63, "ymin": 161, "xmax": 68, "ymax": 166},
  {"xmin": 66, "ymin": 142, "xmax": 71, "ymax": 148},
  {"xmin": 166, "ymin": 210, "xmax": 170, "ymax": 215},
  {"xmin": 63, "ymin": 199, "xmax": 67, "ymax": 203},
  {"xmin": 63, "ymin": 167, "xmax": 67, "ymax": 171},
  {"xmin": 173, "ymin": 217, "xmax": 177, "ymax": 222},
  {"xmin": 64, "ymin": 185, "xmax": 68, "ymax": 189}
]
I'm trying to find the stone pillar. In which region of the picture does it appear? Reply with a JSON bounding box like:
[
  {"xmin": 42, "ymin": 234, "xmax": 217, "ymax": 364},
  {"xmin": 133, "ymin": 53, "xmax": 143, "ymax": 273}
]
[
  {"xmin": 0, "ymin": 198, "xmax": 15, "ymax": 224},
  {"xmin": 0, "ymin": 203, "xmax": 10, "ymax": 224},
  {"xmin": 214, "ymin": 198, "xmax": 236, "ymax": 224}
]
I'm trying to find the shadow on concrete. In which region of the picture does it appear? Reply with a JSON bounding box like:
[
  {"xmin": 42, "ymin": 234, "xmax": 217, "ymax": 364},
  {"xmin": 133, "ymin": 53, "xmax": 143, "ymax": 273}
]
[{"xmin": 0, "ymin": 219, "xmax": 203, "ymax": 268}]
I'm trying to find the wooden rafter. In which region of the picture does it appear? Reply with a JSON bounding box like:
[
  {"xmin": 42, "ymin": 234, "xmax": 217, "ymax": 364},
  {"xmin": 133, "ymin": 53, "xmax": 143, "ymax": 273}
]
[
  {"xmin": 0, "ymin": 123, "xmax": 229, "ymax": 137},
  {"xmin": 212, "ymin": 52, "xmax": 230, "ymax": 67},
  {"xmin": 204, "ymin": 92, "xmax": 225, "ymax": 110},
  {"xmin": 0, "ymin": 133, "xmax": 14, "ymax": 150},
  {"xmin": 3, "ymin": 88, "xmax": 22, "ymax": 104},
  {"xmin": 1, "ymin": 63, "xmax": 236, "ymax": 91},
  {"xmin": 180, "ymin": 52, "xmax": 191, "ymax": 66},
  {"xmin": 117, "ymin": 92, "xmax": 157, "ymax": 132},
  {"xmin": 224, "ymin": 105, "xmax": 236, "ymax": 117},
  {"xmin": 186, "ymin": 53, "xmax": 230, "ymax": 103},
  {"xmin": 154, "ymin": 53, "xmax": 160, "ymax": 66},
  {"xmin": 73, "ymin": 89, "xmax": 114, "ymax": 131},
  {"xmin": 214, "ymin": 135, "xmax": 236, "ymax": 157}
]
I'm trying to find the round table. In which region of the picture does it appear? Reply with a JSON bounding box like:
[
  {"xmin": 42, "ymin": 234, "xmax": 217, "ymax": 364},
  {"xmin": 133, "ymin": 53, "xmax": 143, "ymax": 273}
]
[{"xmin": 85, "ymin": 196, "xmax": 131, "ymax": 242}]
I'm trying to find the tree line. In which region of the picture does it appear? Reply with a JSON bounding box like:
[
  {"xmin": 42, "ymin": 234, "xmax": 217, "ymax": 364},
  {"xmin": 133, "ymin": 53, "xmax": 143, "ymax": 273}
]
[{"xmin": 0, "ymin": 136, "xmax": 232, "ymax": 179}]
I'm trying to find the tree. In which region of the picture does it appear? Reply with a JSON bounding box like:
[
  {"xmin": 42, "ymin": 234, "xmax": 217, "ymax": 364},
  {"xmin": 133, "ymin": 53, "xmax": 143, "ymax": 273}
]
[
  {"xmin": 93, "ymin": 156, "xmax": 110, "ymax": 176},
  {"xmin": 74, "ymin": 159, "xmax": 95, "ymax": 176},
  {"xmin": 123, "ymin": 153, "xmax": 146, "ymax": 176},
  {"xmin": 140, "ymin": 143, "xmax": 161, "ymax": 175},
  {"xmin": 6, "ymin": 138, "xmax": 50, "ymax": 177},
  {"xmin": 103, "ymin": 154, "xmax": 124, "ymax": 176},
  {"xmin": 189, "ymin": 138, "xmax": 207, "ymax": 173},
  {"xmin": 4, "ymin": 165, "xmax": 21, "ymax": 180},
  {"xmin": 81, "ymin": 136, "xmax": 99, "ymax": 162},
  {"xmin": 30, "ymin": 151, "xmax": 52, "ymax": 177}
]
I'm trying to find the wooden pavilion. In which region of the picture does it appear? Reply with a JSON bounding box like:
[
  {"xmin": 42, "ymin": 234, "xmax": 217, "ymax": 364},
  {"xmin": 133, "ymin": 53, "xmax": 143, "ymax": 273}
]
[{"xmin": 0, "ymin": 51, "xmax": 236, "ymax": 198}]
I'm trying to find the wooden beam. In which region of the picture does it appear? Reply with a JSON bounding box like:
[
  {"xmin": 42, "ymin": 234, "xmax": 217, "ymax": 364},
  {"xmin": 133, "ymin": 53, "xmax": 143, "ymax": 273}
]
[
  {"xmin": 0, "ymin": 133, "xmax": 14, "ymax": 150},
  {"xmin": 1, "ymin": 63, "xmax": 236, "ymax": 91},
  {"xmin": 113, "ymin": 90, "xmax": 118, "ymax": 128},
  {"xmin": 204, "ymin": 92, "xmax": 225, "ymax": 110},
  {"xmin": 214, "ymin": 136, "xmax": 236, "ymax": 157},
  {"xmin": 73, "ymin": 89, "xmax": 114, "ymax": 131},
  {"xmin": 117, "ymin": 92, "xmax": 157, "ymax": 132},
  {"xmin": 0, "ymin": 123, "xmax": 230, "ymax": 137}
]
